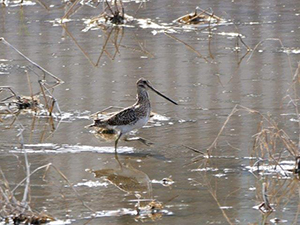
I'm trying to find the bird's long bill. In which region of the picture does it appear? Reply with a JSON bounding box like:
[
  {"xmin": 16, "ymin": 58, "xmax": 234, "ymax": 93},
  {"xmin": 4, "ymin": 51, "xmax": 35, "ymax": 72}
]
[{"xmin": 147, "ymin": 84, "xmax": 178, "ymax": 105}]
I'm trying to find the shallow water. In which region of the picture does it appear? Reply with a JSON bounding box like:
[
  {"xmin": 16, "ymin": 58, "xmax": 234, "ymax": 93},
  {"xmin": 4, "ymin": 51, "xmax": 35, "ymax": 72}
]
[{"xmin": 0, "ymin": 0, "xmax": 300, "ymax": 224}]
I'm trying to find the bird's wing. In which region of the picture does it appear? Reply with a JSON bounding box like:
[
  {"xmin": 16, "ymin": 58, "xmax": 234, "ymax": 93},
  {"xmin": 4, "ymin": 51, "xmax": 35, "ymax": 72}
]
[{"xmin": 107, "ymin": 107, "xmax": 137, "ymax": 126}]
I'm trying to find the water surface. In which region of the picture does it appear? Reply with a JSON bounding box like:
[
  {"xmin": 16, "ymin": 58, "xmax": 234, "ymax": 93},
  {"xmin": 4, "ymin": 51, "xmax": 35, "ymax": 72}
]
[{"xmin": 0, "ymin": 0, "xmax": 300, "ymax": 224}]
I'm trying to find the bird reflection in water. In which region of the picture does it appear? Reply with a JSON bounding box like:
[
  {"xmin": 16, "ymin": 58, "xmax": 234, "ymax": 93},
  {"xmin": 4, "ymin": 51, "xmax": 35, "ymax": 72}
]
[
  {"xmin": 88, "ymin": 155, "xmax": 165, "ymax": 221},
  {"xmin": 90, "ymin": 160, "xmax": 152, "ymax": 196}
]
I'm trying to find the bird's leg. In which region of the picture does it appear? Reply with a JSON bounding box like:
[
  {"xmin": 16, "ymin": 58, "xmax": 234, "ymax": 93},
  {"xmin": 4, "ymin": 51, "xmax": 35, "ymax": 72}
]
[
  {"xmin": 114, "ymin": 132, "xmax": 123, "ymax": 153},
  {"xmin": 114, "ymin": 151, "xmax": 123, "ymax": 169}
]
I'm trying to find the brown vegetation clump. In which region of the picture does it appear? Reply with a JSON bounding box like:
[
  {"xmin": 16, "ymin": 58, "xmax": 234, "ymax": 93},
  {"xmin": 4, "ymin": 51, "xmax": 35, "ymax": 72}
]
[{"xmin": 175, "ymin": 7, "xmax": 224, "ymax": 25}]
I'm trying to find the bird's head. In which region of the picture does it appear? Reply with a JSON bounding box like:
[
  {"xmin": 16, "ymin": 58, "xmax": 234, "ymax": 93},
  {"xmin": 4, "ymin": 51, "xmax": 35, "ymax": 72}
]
[
  {"xmin": 137, "ymin": 78, "xmax": 151, "ymax": 89},
  {"xmin": 136, "ymin": 78, "xmax": 178, "ymax": 105}
]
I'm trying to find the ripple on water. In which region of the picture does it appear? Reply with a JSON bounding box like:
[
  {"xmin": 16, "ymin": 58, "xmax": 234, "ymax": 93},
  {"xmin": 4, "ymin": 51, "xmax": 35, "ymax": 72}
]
[
  {"xmin": 245, "ymin": 160, "xmax": 295, "ymax": 176},
  {"xmin": 10, "ymin": 143, "xmax": 134, "ymax": 154},
  {"xmin": 74, "ymin": 180, "xmax": 109, "ymax": 188}
]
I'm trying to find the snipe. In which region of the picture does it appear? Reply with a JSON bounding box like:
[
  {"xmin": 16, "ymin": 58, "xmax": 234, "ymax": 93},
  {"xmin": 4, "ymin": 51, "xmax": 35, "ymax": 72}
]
[{"xmin": 88, "ymin": 78, "xmax": 178, "ymax": 152}]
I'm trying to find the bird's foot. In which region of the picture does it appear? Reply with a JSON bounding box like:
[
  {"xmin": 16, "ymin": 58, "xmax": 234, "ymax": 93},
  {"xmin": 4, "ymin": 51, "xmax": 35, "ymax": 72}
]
[{"xmin": 125, "ymin": 136, "xmax": 154, "ymax": 146}]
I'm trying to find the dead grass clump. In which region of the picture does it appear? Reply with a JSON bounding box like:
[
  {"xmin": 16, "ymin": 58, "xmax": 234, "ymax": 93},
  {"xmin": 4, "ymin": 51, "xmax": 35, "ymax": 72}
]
[
  {"xmin": 0, "ymin": 165, "xmax": 55, "ymax": 224},
  {"xmin": 175, "ymin": 7, "xmax": 224, "ymax": 25},
  {"xmin": 0, "ymin": 87, "xmax": 41, "ymax": 114},
  {"xmin": 135, "ymin": 198, "xmax": 163, "ymax": 222},
  {"xmin": 0, "ymin": 84, "xmax": 58, "ymax": 117},
  {"xmin": 0, "ymin": 81, "xmax": 59, "ymax": 141},
  {"xmin": 0, "ymin": 38, "xmax": 63, "ymax": 118},
  {"xmin": 0, "ymin": 38, "xmax": 62, "ymax": 138},
  {"xmin": 14, "ymin": 95, "xmax": 40, "ymax": 111},
  {"xmin": 175, "ymin": 7, "xmax": 225, "ymax": 25},
  {"xmin": 251, "ymin": 115, "xmax": 299, "ymax": 175},
  {"xmin": 104, "ymin": 0, "xmax": 125, "ymax": 25},
  {"xmin": 254, "ymin": 177, "xmax": 300, "ymax": 223},
  {"xmin": 64, "ymin": 0, "xmax": 125, "ymax": 25}
]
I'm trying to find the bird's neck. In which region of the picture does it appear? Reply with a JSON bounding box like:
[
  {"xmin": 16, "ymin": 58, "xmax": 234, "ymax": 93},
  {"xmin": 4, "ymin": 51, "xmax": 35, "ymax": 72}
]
[{"xmin": 136, "ymin": 88, "xmax": 150, "ymax": 105}]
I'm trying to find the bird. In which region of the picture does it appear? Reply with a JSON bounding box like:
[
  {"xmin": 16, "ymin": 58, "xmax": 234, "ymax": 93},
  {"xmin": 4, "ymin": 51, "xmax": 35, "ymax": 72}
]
[{"xmin": 88, "ymin": 78, "xmax": 178, "ymax": 152}]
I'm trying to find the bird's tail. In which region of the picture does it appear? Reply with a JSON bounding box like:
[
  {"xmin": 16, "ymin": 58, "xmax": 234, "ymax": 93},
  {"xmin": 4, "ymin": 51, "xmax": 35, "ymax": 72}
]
[{"xmin": 86, "ymin": 119, "xmax": 107, "ymax": 128}]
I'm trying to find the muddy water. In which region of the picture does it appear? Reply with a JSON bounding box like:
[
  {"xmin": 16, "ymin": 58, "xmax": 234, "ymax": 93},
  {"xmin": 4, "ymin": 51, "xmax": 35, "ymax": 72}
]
[{"xmin": 0, "ymin": 0, "xmax": 300, "ymax": 224}]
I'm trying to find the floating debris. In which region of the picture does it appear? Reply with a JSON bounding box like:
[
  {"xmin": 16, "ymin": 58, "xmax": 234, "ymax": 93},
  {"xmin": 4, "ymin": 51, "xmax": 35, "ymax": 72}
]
[
  {"xmin": 256, "ymin": 182, "xmax": 274, "ymax": 214},
  {"xmin": 10, "ymin": 214, "xmax": 54, "ymax": 225},
  {"xmin": 152, "ymin": 177, "xmax": 174, "ymax": 187},
  {"xmin": 11, "ymin": 95, "xmax": 40, "ymax": 111},
  {"xmin": 136, "ymin": 200, "xmax": 163, "ymax": 214},
  {"xmin": 278, "ymin": 47, "xmax": 300, "ymax": 55},
  {"xmin": 270, "ymin": 218, "xmax": 288, "ymax": 224},
  {"xmin": 174, "ymin": 7, "xmax": 225, "ymax": 26},
  {"xmin": 74, "ymin": 180, "xmax": 109, "ymax": 188},
  {"xmin": 134, "ymin": 194, "xmax": 165, "ymax": 222},
  {"xmin": 294, "ymin": 156, "xmax": 300, "ymax": 174},
  {"xmin": 81, "ymin": 0, "xmax": 128, "ymax": 31},
  {"xmin": 214, "ymin": 173, "xmax": 226, "ymax": 178},
  {"xmin": 219, "ymin": 206, "xmax": 233, "ymax": 210},
  {"xmin": 0, "ymin": 87, "xmax": 42, "ymax": 115},
  {"xmin": 83, "ymin": 13, "xmax": 132, "ymax": 31}
]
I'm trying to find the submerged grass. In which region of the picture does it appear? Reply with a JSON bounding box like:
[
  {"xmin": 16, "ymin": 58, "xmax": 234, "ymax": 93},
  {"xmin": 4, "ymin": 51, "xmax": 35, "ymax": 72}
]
[
  {"xmin": 191, "ymin": 43, "xmax": 300, "ymax": 174},
  {"xmin": 0, "ymin": 161, "xmax": 95, "ymax": 223},
  {"xmin": 0, "ymin": 37, "xmax": 69, "ymax": 223},
  {"xmin": 0, "ymin": 119, "xmax": 94, "ymax": 223},
  {"xmin": 0, "ymin": 37, "xmax": 63, "ymax": 143},
  {"xmin": 190, "ymin": 103, "xmax": 300, "ymax": 174},
  {"xmin": 0, "ymin": 38, "xmax": 63, "ymax": 116},
  {"xmin": 188, "ymin": 38, "xmax": 300, "ymax": 223}
]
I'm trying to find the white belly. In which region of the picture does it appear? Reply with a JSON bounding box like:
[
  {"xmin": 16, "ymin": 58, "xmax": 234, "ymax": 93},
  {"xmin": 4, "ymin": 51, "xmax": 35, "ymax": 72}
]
[{"xmin": 117, "ymin": 116, "xmax": 149, "ymax": 134}]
